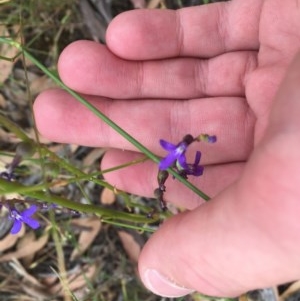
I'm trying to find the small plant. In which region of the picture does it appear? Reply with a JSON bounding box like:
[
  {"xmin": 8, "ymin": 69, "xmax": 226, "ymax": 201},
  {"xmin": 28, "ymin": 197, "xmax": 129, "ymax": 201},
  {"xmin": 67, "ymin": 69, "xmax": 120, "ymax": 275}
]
[{"xmin": 155, "ymin": 134, "xmax": 216, "ymax": 210}]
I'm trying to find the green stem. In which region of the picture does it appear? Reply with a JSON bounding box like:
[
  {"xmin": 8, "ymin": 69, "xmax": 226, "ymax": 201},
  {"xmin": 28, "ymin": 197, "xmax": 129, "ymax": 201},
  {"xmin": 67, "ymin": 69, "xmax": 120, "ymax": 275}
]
[
  {"xmin": 101, "ymin": 219, "xmax": 156, "ymax": 233},
  {"xmin": 0, "ymin": 179, "xmax": 157, "ymax": 223},
  {"xmin": 0, "ymin": 113, "xmax": 32, "ymax": 142}
]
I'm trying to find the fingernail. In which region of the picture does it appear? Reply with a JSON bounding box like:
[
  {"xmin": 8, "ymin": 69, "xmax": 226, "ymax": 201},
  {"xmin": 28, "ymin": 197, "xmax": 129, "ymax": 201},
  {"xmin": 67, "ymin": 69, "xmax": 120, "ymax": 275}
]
[{"xmin": 142, "ymin": 269, "xmax": 195, "ymax": 298}]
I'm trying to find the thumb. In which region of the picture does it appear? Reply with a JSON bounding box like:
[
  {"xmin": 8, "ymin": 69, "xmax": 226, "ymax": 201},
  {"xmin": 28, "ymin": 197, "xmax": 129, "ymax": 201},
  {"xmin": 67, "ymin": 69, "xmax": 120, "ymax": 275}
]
[{"xmin": 138, "ymin": 51, "xmax": 300, "ymax": 298}]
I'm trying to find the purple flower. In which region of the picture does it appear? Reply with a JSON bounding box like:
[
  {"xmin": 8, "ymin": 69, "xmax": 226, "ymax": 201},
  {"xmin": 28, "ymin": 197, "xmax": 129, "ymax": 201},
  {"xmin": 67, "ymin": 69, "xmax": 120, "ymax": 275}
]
[
  {"xmin": 159, "ymin": 135, "xmax": 194, "ymax": 170},
  {"xmin": 176, "ymin": 151, "xmax": 204, "ymax": 178},
  {"xmin": 9, "ymin": 205, "xmax": 40, "ymax": 234}
]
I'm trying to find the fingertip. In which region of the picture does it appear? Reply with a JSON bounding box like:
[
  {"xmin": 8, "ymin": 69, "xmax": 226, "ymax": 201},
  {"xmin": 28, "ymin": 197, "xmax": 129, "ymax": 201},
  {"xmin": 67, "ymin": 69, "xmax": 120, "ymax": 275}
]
[
  {"xmin": 34, "ymin": 89, "xmax": 62, "ymax": 140},
  {"xmin": 140, "ymin": 268, "xmax": 195, "ymax": 298},
  {"xmin": 138, "ymin": 212, "xmax": 218, "ymax": 297},
  {"xmin": 57, "ymin": 40, "xmax": 79, "ymax": 83},
  {"xmin": 106, "ymin": 10, "xmax": 136, "ymax": 58},
  {"xmin": 137, "ymin": 190, "xmax": 274, "ymax": 298},
  {"xmin": 106, "ymin": 9, "xmax": 178, "ymax": 60},
  {"xmin": 138, "ymin": 214, "xmax": 198, "ymax": 298},
  {"xmin": 57, "ymin": 40, "xmax": 100, "ymax": 92},
  {"xmin": 34, "ymin": 89, "xmax": 100, "ymax": 145}
]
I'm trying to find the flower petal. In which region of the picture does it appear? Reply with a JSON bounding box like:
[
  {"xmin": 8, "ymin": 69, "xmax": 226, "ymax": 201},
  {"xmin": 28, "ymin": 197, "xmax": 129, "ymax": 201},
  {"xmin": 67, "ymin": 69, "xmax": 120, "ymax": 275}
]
[
  {"xmin": 194, "ymin": 151, "xmax": 201, "ymax": 165},
  {"xmin": 191, "ymin": 165, "xmax": 204, "ymax": 176},
  {"xmin": 159, "ymin": 153, "xmax": 177, "ymax": 170},
  {"xmin": 159, "ymin": 139, "xmax": 177, "ymax": 151},
  {"xmin": 22, "ymin": 216, "xmax": 40, "ymax": 229},
  {"xmin": 10, "ymin": 220, "xmax": 22, "ymax": 234},
  {"xmin": 177, "ymin": 153, "xmax": 187, "ymax": 168},
  {"xmin": 21, "ymin": 205, "xmax": 37, "ymax": 217}
]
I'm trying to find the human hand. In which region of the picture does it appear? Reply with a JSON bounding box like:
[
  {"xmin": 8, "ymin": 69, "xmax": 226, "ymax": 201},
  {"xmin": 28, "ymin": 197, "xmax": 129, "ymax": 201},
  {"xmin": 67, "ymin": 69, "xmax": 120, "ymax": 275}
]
[{"xmin": 34, "ymin": 0, "xmax": 300, "ymax": 297}]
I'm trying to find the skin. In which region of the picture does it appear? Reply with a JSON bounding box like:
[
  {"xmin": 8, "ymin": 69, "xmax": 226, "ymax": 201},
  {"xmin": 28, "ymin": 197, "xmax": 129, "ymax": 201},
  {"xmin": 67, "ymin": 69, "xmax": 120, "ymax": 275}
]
[{"xmin": 34, "ymin": 0, "xmax": 300, "ymax": 297}]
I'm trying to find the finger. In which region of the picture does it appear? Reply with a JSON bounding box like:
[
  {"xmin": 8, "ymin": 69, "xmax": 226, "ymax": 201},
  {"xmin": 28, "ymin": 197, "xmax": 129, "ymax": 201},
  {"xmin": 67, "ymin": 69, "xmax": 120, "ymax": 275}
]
[
  {"xmin": 101, "ymin": 149, "xmax": 244, "ymax": 209},
  {"xmin": 106, "ymin": 1, "xmax": 261, "ymax": 59},
  {"xmin": 138, "ymin": 52, "xmax": 300, "ymax": 298},
  {"xmin": 34, "ymin": 89, "xmax": 255, "ymax": 164},
  {"xmin": 58, "ymin": 41, "xmax": 257, "ymax": 99}
]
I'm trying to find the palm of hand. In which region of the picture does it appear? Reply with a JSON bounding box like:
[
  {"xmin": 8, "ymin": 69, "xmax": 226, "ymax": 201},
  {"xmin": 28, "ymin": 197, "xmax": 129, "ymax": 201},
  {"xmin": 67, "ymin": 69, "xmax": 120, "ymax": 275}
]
[
  {"xmin": 34, "ymin": 0, "xmax": 300, "ymax": 209},
  {"xmin": 246, "ymin": 0, "xmax": 300, "ymax": 142}
]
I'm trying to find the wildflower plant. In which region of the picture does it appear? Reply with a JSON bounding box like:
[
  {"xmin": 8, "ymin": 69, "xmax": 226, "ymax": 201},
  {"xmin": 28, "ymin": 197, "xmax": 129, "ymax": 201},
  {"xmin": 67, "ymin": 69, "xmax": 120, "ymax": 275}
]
[{"xmin": 155, "ymin": 134, "xmax": 217, "ymax": 210}]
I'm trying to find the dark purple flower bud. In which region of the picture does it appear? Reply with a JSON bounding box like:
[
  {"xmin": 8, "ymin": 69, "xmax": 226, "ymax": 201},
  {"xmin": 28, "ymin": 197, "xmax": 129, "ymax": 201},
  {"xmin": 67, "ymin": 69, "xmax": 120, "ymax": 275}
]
[
  {"xmin": 157, "ymin": 170, "xmax": 169, "ymax": 191},
  {"xmin": 207, "ymin": 135, "xmax": 217, "ymax": 143},
  {"xmin": 182, "ymin": 134, "xmax": 195, "ymax": 145}
]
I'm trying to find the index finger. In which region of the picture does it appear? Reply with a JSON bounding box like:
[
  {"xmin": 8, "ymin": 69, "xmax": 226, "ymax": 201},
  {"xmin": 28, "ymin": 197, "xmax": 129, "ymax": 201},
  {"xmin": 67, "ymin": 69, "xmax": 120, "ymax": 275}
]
[{"xmin": 106, "ymin": 1, "xmax": 261, "ymax": 60}]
